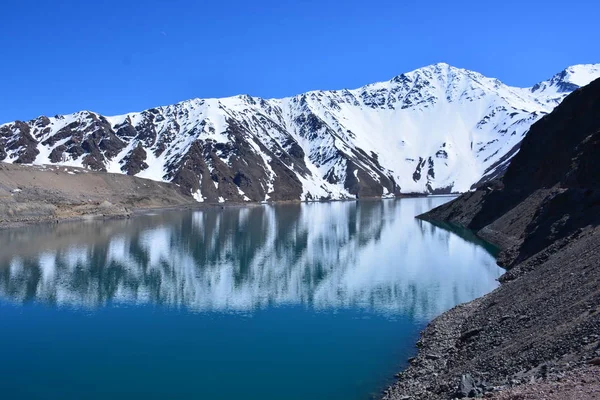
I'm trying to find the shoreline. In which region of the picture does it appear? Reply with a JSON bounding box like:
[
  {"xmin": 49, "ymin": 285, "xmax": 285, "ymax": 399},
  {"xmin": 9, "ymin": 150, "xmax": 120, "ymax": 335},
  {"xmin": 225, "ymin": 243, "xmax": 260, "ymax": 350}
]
[
  {"xmin": 0, "ymin": 161, "xmax": 456, "ymax": 230},
  {"xmin": 0, "ymin": 194, "xmax": 445, "ymax": 230}
]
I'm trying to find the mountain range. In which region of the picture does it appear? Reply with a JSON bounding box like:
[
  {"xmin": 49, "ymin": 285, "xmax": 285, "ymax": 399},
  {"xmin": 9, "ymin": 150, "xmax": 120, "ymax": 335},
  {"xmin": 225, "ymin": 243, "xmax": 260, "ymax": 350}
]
[{"xmin": 1, "ymin": 62, "xmax": 599, "ymax": 202}]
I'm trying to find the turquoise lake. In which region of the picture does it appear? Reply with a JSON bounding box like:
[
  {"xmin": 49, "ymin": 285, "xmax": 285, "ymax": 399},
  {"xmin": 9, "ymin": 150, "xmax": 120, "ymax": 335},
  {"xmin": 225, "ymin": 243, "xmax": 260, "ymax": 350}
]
[{"xmin": 0, "ymin": 197, "xmax": 503, "ymax": 399}]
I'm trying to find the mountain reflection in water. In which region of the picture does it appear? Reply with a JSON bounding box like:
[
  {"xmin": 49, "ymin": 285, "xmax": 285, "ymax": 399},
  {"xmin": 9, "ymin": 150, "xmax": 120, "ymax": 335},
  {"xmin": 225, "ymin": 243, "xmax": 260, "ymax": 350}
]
[{"xmin": 0, "ymin": 198, "xmax": 502, "ymax": 319}]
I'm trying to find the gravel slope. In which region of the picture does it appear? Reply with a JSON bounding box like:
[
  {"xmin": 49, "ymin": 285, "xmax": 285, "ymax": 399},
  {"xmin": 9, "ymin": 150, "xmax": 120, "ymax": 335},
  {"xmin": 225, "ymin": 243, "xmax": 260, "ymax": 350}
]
[{"xmin": 0, "ymin": 162, "xmax": 198, "ymax": 228}]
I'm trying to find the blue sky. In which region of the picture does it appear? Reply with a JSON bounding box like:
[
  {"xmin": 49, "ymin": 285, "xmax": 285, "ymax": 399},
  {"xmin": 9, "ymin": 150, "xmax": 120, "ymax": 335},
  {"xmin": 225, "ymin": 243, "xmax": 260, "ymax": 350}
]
[{"xmin": 1, "ymin": 0, "xmax": 598, "ymax": 123}]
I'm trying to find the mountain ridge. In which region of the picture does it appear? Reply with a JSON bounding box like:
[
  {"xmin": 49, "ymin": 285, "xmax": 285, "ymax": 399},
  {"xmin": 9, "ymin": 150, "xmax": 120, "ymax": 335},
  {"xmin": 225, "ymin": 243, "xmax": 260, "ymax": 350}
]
[{"xmin": 1, "ymin": 62, "xmax": 599, "ymax": 202}]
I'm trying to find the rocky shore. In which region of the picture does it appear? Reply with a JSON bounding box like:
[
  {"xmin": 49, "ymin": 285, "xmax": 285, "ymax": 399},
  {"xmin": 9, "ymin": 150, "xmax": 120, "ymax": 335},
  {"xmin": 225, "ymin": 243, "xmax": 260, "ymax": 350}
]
[
  {"xmin": 383, "ymin": 78, "xmax": 600, "ymax": 399},
  {"xmin": 0, "ymin": 162, "xmax": 199, "ymax": 228}
]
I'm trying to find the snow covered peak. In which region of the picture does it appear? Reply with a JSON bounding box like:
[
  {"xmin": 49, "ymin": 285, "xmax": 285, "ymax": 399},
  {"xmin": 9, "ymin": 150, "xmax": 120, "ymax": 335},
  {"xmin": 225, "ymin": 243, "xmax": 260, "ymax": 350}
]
[
  {"xmin": 531, "ymin": 63, "xmax": 600, "ymax": 98},
  {"xmin": 1, "ymin": 62, "xmax": 599, "ymax": 201},
  {"xmin": 556, "ymin": 64, "xmax": 600, "ymax": 87},
  {"xmin": 391, "ymin": 63, "xmax": 488, "ymax": 83},
  {"xmin": 402, "ymin": 62, "xmax": 460, "ymax": 75}
]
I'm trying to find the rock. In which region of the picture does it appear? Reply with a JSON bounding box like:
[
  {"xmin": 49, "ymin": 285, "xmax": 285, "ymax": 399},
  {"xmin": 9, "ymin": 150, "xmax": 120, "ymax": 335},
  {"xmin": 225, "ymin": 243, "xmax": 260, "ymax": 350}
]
[
  {"xmin": 456, "ymin": 374, "xmax": 482, "ymax": 398},
  {"xmin": 587, "ymin": 357, "xmax": 600, "ymax": 366},
  {"xmin": 460, "ymin": 327, "xmax": 483, "ymax": 342},
  {"xmin": 99, "ymin": 200, "xmax": 114, "ymax": 209},
  {"xmin": 540, "ymin": 363, "xmax": 549, "ymax": 379},
  {"xmin": 518, "ymin": 315, "xmax": 530, "ymax": 322}
]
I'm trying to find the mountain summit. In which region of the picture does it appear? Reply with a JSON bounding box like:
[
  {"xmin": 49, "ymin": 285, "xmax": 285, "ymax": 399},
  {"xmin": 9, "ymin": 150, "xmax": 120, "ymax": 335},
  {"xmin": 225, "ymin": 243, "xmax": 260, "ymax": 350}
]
[{"xmin": 1, "ymin": 63, "xmax": 599, "ymax": 202}]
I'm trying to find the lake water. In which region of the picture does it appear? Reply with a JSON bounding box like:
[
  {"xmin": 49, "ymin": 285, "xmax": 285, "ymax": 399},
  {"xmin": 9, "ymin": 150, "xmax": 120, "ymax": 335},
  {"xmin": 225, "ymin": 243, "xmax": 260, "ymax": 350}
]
[{"xmin": 0, "ymin": 198, "xmax": 503, "ymax": 400}]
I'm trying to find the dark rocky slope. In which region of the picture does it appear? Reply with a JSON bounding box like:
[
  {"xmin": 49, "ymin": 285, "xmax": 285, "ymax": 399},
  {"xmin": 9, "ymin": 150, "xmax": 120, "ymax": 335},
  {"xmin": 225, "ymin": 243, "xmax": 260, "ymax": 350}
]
[{"xmin": 383, "ymin": 78, "xmax": 600, "ymax": 399}]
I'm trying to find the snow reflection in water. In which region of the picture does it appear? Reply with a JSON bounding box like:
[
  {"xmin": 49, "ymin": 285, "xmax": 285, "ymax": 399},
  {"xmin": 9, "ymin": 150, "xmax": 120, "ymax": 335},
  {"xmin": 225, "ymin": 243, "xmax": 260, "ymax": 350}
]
[{"xmin": 0, "ymin": 198, "xmax": 502, "ymax": 320}]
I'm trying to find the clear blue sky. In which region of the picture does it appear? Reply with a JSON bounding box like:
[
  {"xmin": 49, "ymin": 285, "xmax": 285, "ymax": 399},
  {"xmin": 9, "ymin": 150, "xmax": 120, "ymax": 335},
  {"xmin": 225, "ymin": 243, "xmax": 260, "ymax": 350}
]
[{"xmin": 1, "ymin": 0, "xmax": 598, "ymax": 123}]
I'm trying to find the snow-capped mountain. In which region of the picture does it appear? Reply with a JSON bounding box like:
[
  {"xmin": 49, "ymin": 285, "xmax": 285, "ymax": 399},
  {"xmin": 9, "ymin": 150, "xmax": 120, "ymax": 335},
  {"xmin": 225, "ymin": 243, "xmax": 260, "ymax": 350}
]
[{"xmin": 1, "ymin": 63, "xmax": 599, "ymax": 202}]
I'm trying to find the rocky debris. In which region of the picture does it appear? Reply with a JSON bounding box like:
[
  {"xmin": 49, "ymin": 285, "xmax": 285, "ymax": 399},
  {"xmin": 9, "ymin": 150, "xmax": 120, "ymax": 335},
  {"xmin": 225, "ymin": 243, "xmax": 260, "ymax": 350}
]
[
  {"xmin": 487, "ymin": 364, "xmax": 600, "ymax": 400},
  {"xmin": 383, "ymin": 79, "xmax": 600, "ymax": 399}
]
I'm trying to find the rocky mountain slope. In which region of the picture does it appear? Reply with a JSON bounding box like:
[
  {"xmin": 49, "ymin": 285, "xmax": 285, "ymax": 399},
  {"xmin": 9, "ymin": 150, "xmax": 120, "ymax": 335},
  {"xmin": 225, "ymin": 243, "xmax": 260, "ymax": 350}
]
[
  {"xmin": 1, "ymin": 63, "xmax": 599, "ymax": 202},
  {"xmin": 383, "ymin": 78, "xmax": 600, "ymax": 399}
]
